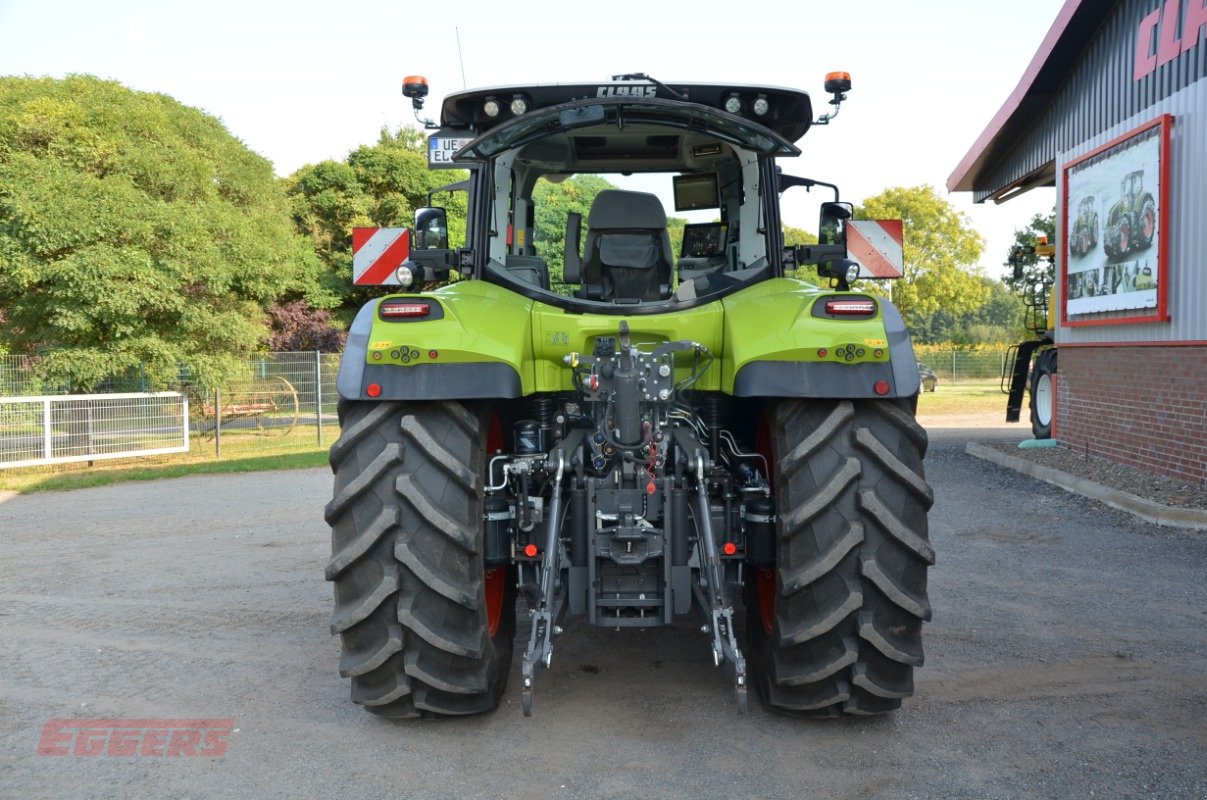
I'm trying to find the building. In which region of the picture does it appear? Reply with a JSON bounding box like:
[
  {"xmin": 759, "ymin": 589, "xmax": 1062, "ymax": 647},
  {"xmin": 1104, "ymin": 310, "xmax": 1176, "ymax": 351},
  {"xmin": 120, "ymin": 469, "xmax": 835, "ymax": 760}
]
[{"xmin": 949, "ymin": 0, "xmax": 1207, "ymax": 484}]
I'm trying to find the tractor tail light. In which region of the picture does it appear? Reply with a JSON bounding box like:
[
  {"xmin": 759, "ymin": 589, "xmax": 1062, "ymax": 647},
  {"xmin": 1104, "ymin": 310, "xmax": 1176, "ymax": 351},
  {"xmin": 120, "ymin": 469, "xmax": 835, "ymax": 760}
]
[
  {"xmin": 380, "ymin": 300, "xmax": 431, "ymax": 318},
  {"xmin": 825, "ymin": 299, "xmax": 876, "ymax": 316}
]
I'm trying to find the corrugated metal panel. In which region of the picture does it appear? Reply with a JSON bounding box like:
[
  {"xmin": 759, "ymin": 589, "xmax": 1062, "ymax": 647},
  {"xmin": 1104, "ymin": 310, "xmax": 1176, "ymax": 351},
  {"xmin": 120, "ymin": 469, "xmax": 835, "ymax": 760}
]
[
  {"xmin": 973, "ymin": 0, "xmax": 1207, "ymax": 202},
  {"xmin": 1056, "ymin": 78, "xmax": 1207, "ymax": 344}
]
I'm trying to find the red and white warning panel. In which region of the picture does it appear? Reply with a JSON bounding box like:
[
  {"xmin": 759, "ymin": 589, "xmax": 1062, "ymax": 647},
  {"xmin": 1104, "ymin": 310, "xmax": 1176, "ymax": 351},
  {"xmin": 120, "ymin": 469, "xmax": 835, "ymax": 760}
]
[
  {"xmin": 352, "ymin": 227, "xmax": 410, "ymax": 285},
  {"xmin": 847, "ymin": 220, "xmax": 904, "ymax": 278}
]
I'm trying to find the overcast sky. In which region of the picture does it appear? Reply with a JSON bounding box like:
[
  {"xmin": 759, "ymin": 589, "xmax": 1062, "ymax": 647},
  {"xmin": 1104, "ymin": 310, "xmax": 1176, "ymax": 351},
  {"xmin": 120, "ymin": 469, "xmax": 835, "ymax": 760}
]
[{"xmin": 0, "ymin": 0, "xmax": 1061, "ymax": 279}]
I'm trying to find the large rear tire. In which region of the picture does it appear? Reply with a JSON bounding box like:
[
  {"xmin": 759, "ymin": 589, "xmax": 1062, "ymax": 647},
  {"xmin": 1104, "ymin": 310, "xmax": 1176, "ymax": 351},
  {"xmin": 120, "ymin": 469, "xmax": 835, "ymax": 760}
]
[
  {"xmin": 748, "ymin": 398, "xmax": 934, "ymax": 716},
  {"xmin": 1029, "ymin": 349, "xmax": 1057, "ymax": 440},
  {"xmin": 325, "ymin": 400, "xmax": 515, "ymax": 718}
]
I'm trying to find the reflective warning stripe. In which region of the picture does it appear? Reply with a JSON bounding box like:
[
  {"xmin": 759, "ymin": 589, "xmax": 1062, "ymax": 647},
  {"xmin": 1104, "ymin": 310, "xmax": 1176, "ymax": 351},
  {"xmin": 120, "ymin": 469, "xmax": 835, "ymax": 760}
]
[
  {"xmin": 847, "ymin": 220, "xmax": 904, "ymax": 278},
  {"xmin": 352, "ymin": 228, "xmax": 410, "ymax": 285}
]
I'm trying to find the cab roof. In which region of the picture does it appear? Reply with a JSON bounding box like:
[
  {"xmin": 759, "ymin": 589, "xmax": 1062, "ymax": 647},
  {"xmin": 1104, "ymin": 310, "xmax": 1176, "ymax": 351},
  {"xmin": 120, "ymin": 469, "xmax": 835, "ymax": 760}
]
[{"xmin": 440, "ymin": 80, "xmax": 814, "ymax": 143}]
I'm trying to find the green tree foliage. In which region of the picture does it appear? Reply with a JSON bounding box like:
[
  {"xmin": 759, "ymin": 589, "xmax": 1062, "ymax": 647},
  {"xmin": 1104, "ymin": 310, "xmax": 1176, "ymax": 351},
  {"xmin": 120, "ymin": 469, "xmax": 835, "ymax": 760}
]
[
  {"xmin": 285, "ymin": 128, "xmax": 468, "ymax": 320},
  {"xmin": 532, "ymin": 174, "xmax": 616, "ymax": 285},
  {"xmin": 909, "ymin": 276, "xmax": 1026, "ymax": 345},
  {"xmin": 1002, "ymin": 211, "xmax": 1056, "ymax": 292},
  {"xmin": 0, "ymin": 76, "xmax": 319, "ymax": 390},
  {"xmin": 782, "ymin": 223, "xmax": 825, "ymax": 285},
  {"xmin": 855, "ymin": 185, "xmax": 989, "ymax": 324}
]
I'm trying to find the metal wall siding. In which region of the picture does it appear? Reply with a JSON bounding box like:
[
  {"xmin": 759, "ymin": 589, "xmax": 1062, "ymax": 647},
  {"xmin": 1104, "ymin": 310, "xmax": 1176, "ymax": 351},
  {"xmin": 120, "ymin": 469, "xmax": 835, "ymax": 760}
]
[
  {"xmin": 1056, "ymin": 78, "xmax": 1207, "ymax": 344},
  {"xmin": 973, "ymin": 0, "xmax": 1207, "ymax": 203},
  {"xmin": 972, "ymin": 0, "xmax": 1206, "ymax": 344}
]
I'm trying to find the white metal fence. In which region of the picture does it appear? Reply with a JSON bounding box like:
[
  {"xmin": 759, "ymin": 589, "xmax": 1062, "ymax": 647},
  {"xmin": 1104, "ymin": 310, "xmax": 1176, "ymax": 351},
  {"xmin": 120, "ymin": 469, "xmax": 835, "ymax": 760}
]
[{"xmin": 0, "ymin": 392, "xmax": 189, "ymax": 470}]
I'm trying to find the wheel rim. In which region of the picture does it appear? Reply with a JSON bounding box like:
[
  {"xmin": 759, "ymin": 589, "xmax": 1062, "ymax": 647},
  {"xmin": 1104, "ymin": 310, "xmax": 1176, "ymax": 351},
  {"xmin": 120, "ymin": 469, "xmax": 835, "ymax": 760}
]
[
  {"xmin": 1143, "ymin": 209, "xmax": 1154, "ymax": 240},
  {"xmin": 1119, "ymin": 220, "xmax": 1129, "ymax": 252},
  {"xmin": 754, "ymin": 412, "xmax": 777, "ymax": 635},
  {"xmin": 755, "ymin": 568, "xmax": 776, "ymax": 635},
  {"xmin": 1035, "ymin": 373, "xmax": 1053, "ymax": 427},
  {"xmin": 484, "ymin": 567, "xmax": 505, "ymax": 637},
  {"xmin": 484, "ymin": 413, "xmax": 505, "ymax": 637}
]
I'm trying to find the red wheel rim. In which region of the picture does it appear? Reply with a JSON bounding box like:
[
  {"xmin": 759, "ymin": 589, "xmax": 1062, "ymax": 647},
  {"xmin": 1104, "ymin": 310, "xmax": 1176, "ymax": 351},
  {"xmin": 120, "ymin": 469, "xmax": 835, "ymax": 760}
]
[
  {"xmin": 484, "ymin": 413, "xmax": 506, "ymax": 637},
  {"xmin": 754, "ymin": 411, "xmax": 777, "ymax": 635},
  {"xmin": 1143, "ymin": 210, "xmax": 1154, "ymax": 240},
  {"xmin": 484, "ymin": 566, "xmax": 505, "ymax": 637},
  {"xmin": 755, "ymin": 567, "xmax": 776, "ymax": 635}
]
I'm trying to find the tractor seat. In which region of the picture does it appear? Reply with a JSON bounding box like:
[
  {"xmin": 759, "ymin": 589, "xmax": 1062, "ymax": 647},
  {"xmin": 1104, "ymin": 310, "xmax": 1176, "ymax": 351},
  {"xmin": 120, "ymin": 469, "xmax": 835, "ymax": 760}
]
[{"xmin": 565, "ymin": 190, "xmax": 673, "ymax": 302}]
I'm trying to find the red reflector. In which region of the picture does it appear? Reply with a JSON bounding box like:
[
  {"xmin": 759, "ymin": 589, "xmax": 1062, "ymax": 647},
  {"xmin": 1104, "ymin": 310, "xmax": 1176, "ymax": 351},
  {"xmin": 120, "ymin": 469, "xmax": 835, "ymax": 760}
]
[
  {"xmin": 523, "ymin": 544, "xmax": 538, "ymax": 558},
  {"xmin": 428, "ymin": 350, "xmax": 438, "ymax": 359},
  {"xmin": 825, "ymin": 299, "xmax": 876, "ymax": 316},
  {"xmin": 380, "ymin": 302, "xmax": 430, "ymax": 318},
  {"xmin": 366, "ymin": 383, "xmax": 382, "ymax": 398},
  {"xmin": 874, "ymin": 380, "xmax": 890, "ymax": 396},
  {"xmin": 817, "ymin": 348, "xmax": 828, "ymax": 358},
  {"xmin": 723, "ymin": 542, "xmax": 737, "ymax": 556}
]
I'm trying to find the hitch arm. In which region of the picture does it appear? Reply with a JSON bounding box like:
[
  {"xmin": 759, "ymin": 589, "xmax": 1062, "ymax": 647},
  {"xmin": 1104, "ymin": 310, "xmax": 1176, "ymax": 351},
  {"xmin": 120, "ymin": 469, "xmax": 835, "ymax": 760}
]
[
  {"xmin": 690, "ymin": 452, "xmax": 748, "ymax": 711},
  {"xmin": 521, "ymin": 451, "xmax": 566, "ymax": 716}
]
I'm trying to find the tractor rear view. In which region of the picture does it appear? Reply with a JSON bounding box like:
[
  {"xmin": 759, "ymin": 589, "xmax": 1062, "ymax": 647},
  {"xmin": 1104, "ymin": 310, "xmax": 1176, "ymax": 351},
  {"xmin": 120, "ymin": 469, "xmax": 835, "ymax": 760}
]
[{"xmin": 324, "ymin": 72, "xmax": 933, "ymax": 718}]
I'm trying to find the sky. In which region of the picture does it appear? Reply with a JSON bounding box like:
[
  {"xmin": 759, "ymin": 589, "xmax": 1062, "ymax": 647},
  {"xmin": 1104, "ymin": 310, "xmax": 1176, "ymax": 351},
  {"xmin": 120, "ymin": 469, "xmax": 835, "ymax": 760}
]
[{"xmin": 0, "ymin": 0, "xmax": 1060, "ymax": 280}]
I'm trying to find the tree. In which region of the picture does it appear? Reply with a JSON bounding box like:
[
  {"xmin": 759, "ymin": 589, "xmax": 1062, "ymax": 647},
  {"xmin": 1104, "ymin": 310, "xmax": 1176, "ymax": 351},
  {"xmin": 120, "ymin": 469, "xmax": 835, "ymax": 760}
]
[
  {"xmin": 854, "ymin": 185, "xmax": 989, "ymax": 324},
  {"xmin": 285, "ymin": 128, "xmax": 469, "ymax": 321},
  {"xmin": 0, "ymin": 76, "xmax": 319, "ymax": 390},
  {"xmin": 266, "ymin": 301, "xmax": 347, "ymax": 352},
  {"xmin": 1002, "ymin": 211, "xmax": 1056, "ymax": 292},
  {"xmin": 532, "ymin": 174, "xmax": 616, "ymax": 284}
]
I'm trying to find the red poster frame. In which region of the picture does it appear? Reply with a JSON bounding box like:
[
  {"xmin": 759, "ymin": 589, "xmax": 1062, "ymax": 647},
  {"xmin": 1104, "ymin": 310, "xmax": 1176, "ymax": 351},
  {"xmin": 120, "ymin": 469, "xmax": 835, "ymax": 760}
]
[{"xmin": 1060, "ymin": 114, "xmax": 1172, "ymax": 328}]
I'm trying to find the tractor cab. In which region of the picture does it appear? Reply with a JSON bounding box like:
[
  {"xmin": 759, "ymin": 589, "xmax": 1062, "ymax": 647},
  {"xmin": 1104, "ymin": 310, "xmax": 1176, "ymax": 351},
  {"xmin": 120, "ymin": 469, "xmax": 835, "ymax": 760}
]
[{"xmin": 401, "ymin": 74, "xmax": 860, "ymax": 310}]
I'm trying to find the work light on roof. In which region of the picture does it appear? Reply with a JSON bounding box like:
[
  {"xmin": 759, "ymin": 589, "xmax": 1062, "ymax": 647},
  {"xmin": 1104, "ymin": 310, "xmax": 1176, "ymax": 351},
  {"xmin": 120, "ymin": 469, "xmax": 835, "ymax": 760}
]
[
  {"xmin": 752, "ymin": 95, "xmax": 769, "ymax": 117},
  {"xmin": 510, "ymin": 95, "xmax": 529, "ymax": 115},
  {"xmin": 724, "ymin": 94, "xmax": 742, "ymax": 114},
  {"xmin": 483, "ymin": 98, "xmax": 501, "ymax": 118}
]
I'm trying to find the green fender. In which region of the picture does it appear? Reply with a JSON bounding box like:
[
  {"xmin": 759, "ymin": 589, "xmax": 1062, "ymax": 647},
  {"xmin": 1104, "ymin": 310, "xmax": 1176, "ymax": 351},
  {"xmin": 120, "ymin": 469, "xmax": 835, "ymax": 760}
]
[
  {"xmin": 720, "ymin": 278, "xmax": 920, "ymax": 398},
  {"xmin": 336, "ymin": 281, "xmax": 535, "ymax": 401}
]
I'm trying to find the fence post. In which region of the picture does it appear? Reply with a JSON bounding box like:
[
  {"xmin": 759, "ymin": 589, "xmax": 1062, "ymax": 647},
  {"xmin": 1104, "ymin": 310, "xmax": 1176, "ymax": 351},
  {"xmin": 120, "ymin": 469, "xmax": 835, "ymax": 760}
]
[
  {"xmin": 951, "ymin": 351, "xmax": 957, "ymax": 385},
  {"xmin": 43, "ymin": 398, "xmax": 52, "ymax": 461},
  {"xmin": 86, "ymin": 404, "xmax": 95, "ymax": 467},
  {"xmin": 215, "ymin": 387, "xmax": 222, "ymax": 458},
  {"xmin": 315, "ymin": 350, "xmax": 323, "ymax": 447}
]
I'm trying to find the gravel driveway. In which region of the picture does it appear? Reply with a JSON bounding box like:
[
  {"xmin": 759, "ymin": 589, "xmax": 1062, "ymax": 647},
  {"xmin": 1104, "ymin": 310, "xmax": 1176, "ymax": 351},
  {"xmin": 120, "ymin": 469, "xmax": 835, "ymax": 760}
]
[{"xmin": 1, "ymin": 423, "xmax": 1204, "ymax": 799}]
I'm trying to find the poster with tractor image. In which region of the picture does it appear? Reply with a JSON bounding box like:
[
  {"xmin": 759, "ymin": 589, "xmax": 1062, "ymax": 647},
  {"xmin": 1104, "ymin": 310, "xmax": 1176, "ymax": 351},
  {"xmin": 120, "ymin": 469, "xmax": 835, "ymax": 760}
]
[{"xmin": 1064, "ymin": 119, "xmax": 1164, "ymax": 317}]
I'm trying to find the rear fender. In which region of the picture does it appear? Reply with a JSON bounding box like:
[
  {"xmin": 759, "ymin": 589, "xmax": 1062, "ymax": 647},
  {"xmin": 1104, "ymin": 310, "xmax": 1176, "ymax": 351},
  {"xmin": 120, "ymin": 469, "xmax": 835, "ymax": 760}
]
[
  {"xmin": 336, "ymin": 282, "xmax": 535, "ymax": 401},
  {"xmin": 722, "ymin": 278, "xmax": 920, "ymax": 398}
]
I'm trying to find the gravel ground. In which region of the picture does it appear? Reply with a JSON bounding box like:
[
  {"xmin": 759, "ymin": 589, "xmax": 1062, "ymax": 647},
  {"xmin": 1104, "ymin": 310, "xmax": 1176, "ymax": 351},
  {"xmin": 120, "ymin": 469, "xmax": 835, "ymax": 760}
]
[
  {"xmin": 982, "ymin": 442, "xmax": 1207, "ymax": 511},
  {"xmin": 0, "ymin": 421, "xmax": 1204, "ymax": 799}
]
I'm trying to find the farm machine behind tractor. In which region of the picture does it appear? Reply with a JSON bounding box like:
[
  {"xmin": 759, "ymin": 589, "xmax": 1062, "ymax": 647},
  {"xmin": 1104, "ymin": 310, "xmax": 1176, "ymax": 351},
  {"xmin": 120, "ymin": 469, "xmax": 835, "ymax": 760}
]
[
  {"xmin": 1003, "ymin": 237, "xmax": 1057, "ymax": 438},
  {"xmin": 324, "ymin": 73, "xmax": 934, "ymax": 718}
]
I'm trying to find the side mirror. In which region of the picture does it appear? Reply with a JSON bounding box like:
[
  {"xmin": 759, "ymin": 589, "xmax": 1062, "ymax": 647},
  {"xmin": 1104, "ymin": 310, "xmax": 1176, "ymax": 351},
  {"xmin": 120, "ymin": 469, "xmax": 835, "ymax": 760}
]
[
  {"xmin": 819, "ymin": 201, "xmax": 853, "ymax": 246},
  {"xmin": 413, "ymin": 207, "xmax": 449, "ymax": 250}
]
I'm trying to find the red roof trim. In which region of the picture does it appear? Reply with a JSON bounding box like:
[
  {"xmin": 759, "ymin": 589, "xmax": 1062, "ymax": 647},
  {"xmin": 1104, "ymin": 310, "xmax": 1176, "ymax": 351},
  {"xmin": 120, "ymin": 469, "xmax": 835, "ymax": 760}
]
[{"xmin": 947, "ymin": 0, "xmax": 1086, "ymax": 192}]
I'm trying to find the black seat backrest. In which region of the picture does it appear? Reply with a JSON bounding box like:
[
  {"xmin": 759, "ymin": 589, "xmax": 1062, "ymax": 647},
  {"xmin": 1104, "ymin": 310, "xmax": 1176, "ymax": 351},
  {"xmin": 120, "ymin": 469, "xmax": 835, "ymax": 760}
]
[{"xmin": 576, "ymin": 190, "xmax": 673, "ymax": 302}]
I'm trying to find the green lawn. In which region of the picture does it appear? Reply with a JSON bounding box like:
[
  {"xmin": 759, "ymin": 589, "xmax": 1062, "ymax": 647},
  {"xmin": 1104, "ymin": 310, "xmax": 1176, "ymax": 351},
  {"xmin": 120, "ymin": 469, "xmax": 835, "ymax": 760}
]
[
  {"xmin": 0, "ymin": 428, "xmax": 333, "ymax": 494},
  {"xmin": 915, "ymin": 379, "xmax": 1008, "ymax": 417}
]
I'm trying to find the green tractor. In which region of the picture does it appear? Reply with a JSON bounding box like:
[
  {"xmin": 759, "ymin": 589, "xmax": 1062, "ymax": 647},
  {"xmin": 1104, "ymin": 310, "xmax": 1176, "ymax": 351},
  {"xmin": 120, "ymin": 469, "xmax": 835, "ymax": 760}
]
[
  {"xmin": 324, "ymin": 73, "xmax": 933, "ymax": 718},
  {"xmin": 1104, "ymin": 169, "xmax": 1156, "ymax": 258},
  {"xmin": 1069, "ymin": 195, "xmax": 1099, "ymax": 257}
]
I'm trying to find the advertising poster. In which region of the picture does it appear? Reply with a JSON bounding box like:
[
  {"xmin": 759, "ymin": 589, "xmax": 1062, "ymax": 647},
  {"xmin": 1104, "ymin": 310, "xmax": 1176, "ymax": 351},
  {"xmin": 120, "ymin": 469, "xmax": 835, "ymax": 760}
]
[{"xmin": 1063, "ymin": 117, "xmax": 1168, "ymax": 321}]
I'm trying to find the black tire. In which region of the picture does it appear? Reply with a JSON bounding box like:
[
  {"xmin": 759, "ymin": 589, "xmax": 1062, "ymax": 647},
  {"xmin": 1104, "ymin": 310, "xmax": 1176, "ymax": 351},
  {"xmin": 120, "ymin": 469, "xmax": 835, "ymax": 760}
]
[
  {"xmin": 1029, "ymin": 349, "xmax": 1057, "ymax": 440},
  {"xmin": 1138, "ymin": 198, "xmax": 1156, "ymax": 247},
  {"xmin": 324, "ymin": 399, "xmax": 515, "ymax": 718},
  {"xmin": 747, "ymin": 399, "xmax": 934, "ymax": 716}
]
